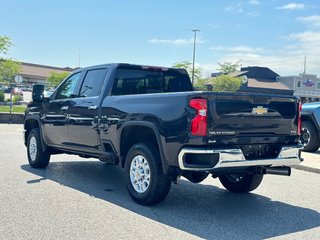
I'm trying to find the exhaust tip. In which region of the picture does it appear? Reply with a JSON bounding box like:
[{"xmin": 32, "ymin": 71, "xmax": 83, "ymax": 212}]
[{"xmin": 264, "ymin": 167, "xmax": 291, "ymax": 176}]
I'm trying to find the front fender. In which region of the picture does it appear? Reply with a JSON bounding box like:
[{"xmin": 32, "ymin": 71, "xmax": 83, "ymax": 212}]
[{"xmin": 24, "ymin": 114, "xmax": 48, "ymax": 152}]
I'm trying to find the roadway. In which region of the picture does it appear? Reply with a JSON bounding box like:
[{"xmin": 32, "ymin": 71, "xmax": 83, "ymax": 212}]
[{"xmin": 0, "ymin": 125, "xmax": 319, "ymax": 240}]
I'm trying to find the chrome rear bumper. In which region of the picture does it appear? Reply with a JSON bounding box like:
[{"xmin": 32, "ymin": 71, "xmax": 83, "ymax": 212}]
[{"xmin": 178, "ymin": 145, "xmax": 302, "ymax": 171}]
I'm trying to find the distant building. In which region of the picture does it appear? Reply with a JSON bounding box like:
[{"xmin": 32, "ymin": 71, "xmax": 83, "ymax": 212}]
[
  {"xmin": 16, "ymin": 62, "xmax": 74, "ymax": 86},
  {"xmin": 233, "ymin": 66, "xmax": 293, "ymax": 95},
  {"xmin": 210, "ymin": 72, "xmax": 222, "ymax": 78},
  {"xmin": 210, "ymin": 66, "xmax": 320, "ymax": 101},
  {"xmin": 277, "ymin": 73, "xmax": 320, "ymax": 103}
]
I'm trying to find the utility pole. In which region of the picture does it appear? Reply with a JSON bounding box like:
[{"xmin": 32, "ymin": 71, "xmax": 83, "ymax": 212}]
[
  {"xmin": 303, "ymin": 56, "xmax": 306, "ymax": 74},
  {"xmin": 191, "ymin": 29, "xmax": 200, "ymax": 86}
]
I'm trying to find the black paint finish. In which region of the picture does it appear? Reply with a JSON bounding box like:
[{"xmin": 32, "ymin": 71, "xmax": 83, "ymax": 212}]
[{"xmin": 24, "ymin": 63, "xmax": 300, "ymax": 174}]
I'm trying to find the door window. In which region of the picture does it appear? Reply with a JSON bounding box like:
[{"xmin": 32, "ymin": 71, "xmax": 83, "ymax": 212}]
[
  {"xmin": 55, "ymin": 72, "xmax": 81, "ymax": 99},
  {"xmin": 79, "ymin": 69, "xmax": 107, "ymax": 97}
]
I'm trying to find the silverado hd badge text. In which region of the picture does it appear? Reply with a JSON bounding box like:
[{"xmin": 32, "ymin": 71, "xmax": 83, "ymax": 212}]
[{"xmin": 209, "ymin": 131, "xmax": 236, "ymax": 135}]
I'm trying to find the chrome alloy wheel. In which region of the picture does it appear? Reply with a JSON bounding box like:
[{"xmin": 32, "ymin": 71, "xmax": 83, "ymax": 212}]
[
  {"xmin": 29, "ymin": 136, "xmax": 37, "ymax": 161},
  {"xmin": 301, "ymin": 127, "xmax": 310, "ymax": 146},
  {"xmin": 130, "ymin": 155, "xmax": 151, "ymax": 193}
]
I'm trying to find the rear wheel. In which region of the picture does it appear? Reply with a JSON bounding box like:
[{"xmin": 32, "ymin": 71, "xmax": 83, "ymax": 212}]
[
  {"xmin": 27, "ymin": 128, "xmax": 50, "ymax": 168},
  {"xmin": 219, "ymin": 174, "xmax": 263, "ymax": 193},
  {"xmin": 124, "ymin": 143, "xmax": 171, "ymax": 205},
  {"xmin": 301, "ymin": 121, "xmax": 320, "ymax": 152}
]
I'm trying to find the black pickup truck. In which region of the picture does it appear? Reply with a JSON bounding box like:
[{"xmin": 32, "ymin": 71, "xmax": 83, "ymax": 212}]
[{"xmin": 24, "ymin": 63, "xmax": 302, "ymax": 205}]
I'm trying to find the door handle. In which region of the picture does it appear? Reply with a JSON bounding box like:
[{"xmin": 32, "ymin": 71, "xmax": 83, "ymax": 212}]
[
  {"xmin": 61, "ymin": 106, "xmax": 69, "ymax": 111},
  {"xmin": 88, "ymin": 105, "xmax": 97, "ymax": 110}
]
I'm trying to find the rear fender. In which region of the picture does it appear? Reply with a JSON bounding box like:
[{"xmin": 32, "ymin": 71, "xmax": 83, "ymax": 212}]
[{"xmin": 119, "ymin": 121, "xmax": 170, "ymax": 174}]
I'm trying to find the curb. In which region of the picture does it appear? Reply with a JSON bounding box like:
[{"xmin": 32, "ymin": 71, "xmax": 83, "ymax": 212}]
[
  {"xmin": 0, "ymin": 112, "xmax": 24, "ymax": 124},
  {"xmin": 292, "ymin": 165, "xmax": 320, "ymax": 174}
]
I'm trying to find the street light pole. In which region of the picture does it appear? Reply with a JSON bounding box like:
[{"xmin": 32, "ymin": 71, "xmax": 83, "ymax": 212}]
[{"xmin": 191, "ymin": 29, "xmax": 200, "ymax": 86}]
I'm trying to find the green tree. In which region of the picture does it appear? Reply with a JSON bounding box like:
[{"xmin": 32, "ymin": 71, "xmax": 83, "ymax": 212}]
[
  {"xmin": 172, "ymin": 60, "xmax": 202, "ymax": 83},
  {"xmin": 0, "ymin": 59, "xmax": 21, "ymax": 82},
  {"xmin": 193, "ymin": 78, "xmax": 209, "ymax": 91},
  {"xmin": 217, "ymin": 61, "xmax": 241, "ymax": 74},
  {"xmin": 210, "ymin": 75, "xmax": 242, "ymax": 92},
  {"xmin": 0, "ymin": 36, "xmax": 21, "ymax": 83},
  {"xmin": 47, "ymin": 71, "xmax": 69, "ymax": 87},
  {"xmin": 0, "ymin": 90, "xmax": 4, "ymax": 102},
  {"xmin": 0, "ymin": 36, "xmax": 12, "ymax": 55}
]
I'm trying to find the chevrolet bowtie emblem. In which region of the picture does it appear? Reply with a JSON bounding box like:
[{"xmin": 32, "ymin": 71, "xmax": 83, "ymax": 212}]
[{"xmin": 252, "ymin": 106, "xmax": 268, "ymax": 115}]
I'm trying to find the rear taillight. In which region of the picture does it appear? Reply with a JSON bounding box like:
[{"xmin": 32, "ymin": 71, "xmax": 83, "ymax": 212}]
[
  {"xmin": 298, "ymin": 102, "xmax": 302, "ymax": 135},
  {"xmin": 189, "ymin": 98, "xmax": 207, "ymax": 136}
]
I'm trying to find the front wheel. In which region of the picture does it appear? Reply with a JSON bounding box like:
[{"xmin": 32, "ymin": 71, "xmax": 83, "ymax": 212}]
[
  {"xmin": 27, "ymin": 128, "xmax": 50, "ymax": 168},
  {"xmin": 124, "ymin": 143, "xmax": 171, "ymax": 205},
  {"xmin": 219, "ymin": 174, "xmax": 263, "ymax": 193}
]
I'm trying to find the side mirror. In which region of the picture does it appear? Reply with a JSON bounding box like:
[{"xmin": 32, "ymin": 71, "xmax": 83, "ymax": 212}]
[{"xmin": 32, "ymin": 85, "xmax": 45, "ymax": 102}]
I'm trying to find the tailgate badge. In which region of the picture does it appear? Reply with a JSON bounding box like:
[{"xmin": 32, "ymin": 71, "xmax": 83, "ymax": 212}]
[{"xmin": 252, "ymin": 106, "xmax": 268, "ymax": 115}]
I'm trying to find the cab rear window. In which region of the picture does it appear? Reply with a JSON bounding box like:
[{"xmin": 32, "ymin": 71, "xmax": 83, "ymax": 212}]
[{"xmin": 111, "ymin": 67, "xmax": 192, "ymax": 95}]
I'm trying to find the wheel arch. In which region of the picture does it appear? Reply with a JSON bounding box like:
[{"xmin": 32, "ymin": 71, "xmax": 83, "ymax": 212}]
[
  {"xmin": 302, "ymin": 114, "xmax": 318, "ymax": 129},
  {"xmin": 119, "ymin": 121, "xmax": 169, "ymax": 174},
  {"xmin": 24, "ymin": 116, "xmax": 47, "ymax": 152},
  {"xmin": 302, "ymin": 111, "xmax": 320, "ymax": 130}
]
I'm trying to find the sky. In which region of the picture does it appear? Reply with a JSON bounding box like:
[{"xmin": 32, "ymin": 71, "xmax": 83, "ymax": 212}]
[{"xmin": 1, "ymin": 0, "xmax": 320, "ymax": 77}]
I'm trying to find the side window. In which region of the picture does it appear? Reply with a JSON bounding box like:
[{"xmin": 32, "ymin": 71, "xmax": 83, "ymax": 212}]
[
  {"xmin": 79, "ymin": 69, "xmax": 107, "ymax": 97},
  {"xmin": 55, "ymin": 72, "xmax": 81, "ymax": 100}
]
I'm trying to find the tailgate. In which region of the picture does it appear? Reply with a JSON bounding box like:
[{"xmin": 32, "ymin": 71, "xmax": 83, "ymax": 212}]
[{"xmin": 207, "ymin": 92, "xmax": 299, "ymax": 138}]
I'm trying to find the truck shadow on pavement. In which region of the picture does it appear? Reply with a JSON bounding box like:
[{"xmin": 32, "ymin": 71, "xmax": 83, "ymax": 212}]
[{"xmin": 21, "ymin": 160, "xmax": 320, "ymax": 240}]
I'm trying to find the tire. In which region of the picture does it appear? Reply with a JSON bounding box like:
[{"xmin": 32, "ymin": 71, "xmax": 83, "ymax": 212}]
[
  {"xmin": 124, "ymin": 143, "xmax": 171, "ymax": 205},
  {"xmin": 27, "ymin": 128, "xmax": 50, "ymax": 168},
  {"xmin": 219, "ymin": 174, "xmax": 263, "ymax": 193},
  {"xmin": 301, "ymin": 121, "xmax": 320, "ymax": 152}
]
